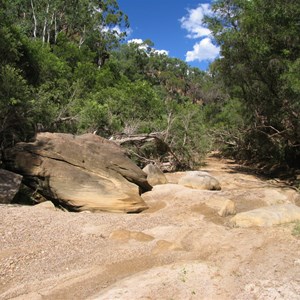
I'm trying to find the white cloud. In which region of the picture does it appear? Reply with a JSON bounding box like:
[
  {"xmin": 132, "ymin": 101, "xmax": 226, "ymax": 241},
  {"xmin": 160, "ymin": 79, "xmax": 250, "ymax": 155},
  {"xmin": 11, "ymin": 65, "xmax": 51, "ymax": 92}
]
[
  {"xmin": 102, "ymin": 25, "xmax": 121, "ymax": 34},
  {"xmin": 180, "ymin": 3, "xmax": 220, "ymax": 63},
  {"xmin": 102, "ymin": 25, "xmax": 131, "ymax": 37},
  {"xmin": 180, "ymin": 4, "xmax": 211, "ymax": 39},
  {"xmin": 126, "ymin": 27, "xmax": 133, "ymax": 36},
  {"xmin": 186, "ymin": 37, "xmax": 220, "ymax": 62},
  {"xmin": 127, "ymin": 39, "xmax": 148, "ymax": 51},
  {"xmin": 127, "ymin": 39, "xmax": 169, "ymax": 56},
  {"xmin": 128, "ymin": 38, "xmax": 144, "ymax": 45},
  {"xmin": 153, "ymin": 49, "xmax": 169, "ymax": 56}
]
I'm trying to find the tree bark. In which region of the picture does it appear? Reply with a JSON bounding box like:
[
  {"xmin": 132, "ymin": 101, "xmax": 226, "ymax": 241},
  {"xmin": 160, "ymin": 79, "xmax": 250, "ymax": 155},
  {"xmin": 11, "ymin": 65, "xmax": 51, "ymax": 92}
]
[
  {"xmin": 42, "ymin": 2, "xmax": 50, "ymax": 44},
  {"xmin": 30, "ymin": 0, "xmax": 37, "ymax": 39}
]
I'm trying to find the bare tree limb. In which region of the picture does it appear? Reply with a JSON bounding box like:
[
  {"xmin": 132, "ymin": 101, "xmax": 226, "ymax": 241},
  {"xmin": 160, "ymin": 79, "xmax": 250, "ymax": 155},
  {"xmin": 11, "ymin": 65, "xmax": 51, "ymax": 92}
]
[{"xmin": 112, "ymin": 132, "xmax": 183, "ymax": 169}]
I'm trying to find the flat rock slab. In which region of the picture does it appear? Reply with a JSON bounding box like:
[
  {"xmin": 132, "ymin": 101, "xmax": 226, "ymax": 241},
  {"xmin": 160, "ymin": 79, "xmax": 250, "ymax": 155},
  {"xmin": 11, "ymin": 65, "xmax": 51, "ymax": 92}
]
[
  {"xmin": 142, "ymin": 183, "xmax": 236, "ymax": 217},
  {"xmin": 231, "ymin": 204, "xmax": 300, "ymax": 227},
  {"xmin": 92, "ymin": 262, "xmax": 219, "ymax": 300}
]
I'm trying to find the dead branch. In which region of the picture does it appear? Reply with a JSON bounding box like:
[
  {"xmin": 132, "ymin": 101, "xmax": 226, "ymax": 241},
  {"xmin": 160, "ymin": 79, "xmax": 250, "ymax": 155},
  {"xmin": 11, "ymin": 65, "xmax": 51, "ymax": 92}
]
[{"xmin": 111, "ymin": 132, "xmax": 183, "ymax": 170}]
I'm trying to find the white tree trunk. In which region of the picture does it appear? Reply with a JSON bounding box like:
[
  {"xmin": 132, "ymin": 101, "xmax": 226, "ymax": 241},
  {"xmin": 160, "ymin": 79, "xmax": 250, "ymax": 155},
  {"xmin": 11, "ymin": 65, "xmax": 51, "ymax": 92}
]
[
  {"xmin": 42, "ymin": 2, "xmax": 50, "ymax": 44},
  {"xmin": 47, "ymin": 12, "xmax": 55, "ymax": 43},
  {"xmin": 54, "ymin": 15, "xmax": 57, "ymax": 43},
  {"xmin": 30, "ymin": 0, "xmax": 37, "ymax": 39},
  {"xmin": 79, "ymin": 25, "xmax": 86, "ymax": 48}
]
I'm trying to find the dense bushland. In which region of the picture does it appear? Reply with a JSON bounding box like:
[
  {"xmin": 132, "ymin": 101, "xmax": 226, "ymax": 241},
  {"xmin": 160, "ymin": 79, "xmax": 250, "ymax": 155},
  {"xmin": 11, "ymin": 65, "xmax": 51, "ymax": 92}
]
[
  {"xmin": 205, "ymin": 0, "xmax": 300, "ymax": 169},
  {"xmin": 0, "ymin": 0, "xmax": 299, "ymax": 171}
]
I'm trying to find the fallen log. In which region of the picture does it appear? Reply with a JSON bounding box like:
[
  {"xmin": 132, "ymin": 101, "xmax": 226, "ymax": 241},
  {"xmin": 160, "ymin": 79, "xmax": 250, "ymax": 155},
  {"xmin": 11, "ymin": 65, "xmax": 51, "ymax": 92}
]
[{"xmin": 111, "ymin": 132, "xmax": 187, "ymax": 171}]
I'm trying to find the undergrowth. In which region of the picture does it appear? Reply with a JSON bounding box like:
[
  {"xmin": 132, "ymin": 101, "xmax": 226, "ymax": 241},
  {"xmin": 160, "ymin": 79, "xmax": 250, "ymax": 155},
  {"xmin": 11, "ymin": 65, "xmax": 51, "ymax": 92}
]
[{"xmin": 292, "ymin": 222, "xmax": 300, "ymax": 237}]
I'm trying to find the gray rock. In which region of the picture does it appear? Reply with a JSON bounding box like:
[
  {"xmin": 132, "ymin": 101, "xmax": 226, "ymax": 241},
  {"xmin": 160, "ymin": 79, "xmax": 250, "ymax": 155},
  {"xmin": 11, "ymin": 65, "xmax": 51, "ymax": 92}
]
[{"xmin": 0, "ymin": 169, "xmax": 22, "ymax": 204}]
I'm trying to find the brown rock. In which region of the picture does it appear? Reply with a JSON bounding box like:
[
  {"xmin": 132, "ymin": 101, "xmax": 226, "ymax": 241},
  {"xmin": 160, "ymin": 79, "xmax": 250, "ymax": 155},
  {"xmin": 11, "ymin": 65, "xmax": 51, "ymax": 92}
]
[
  {"xmin": 4, "ymin": 133, "xmax": 151, "ymax": 213},
  {"xmin": 143, "ymin": 164, "xmax": 168, "ymax": 186},
  {"xmin": 205, "ymin": 197, "xmax": 236, "ymax": 217},
  {"xmin": 0, "ymin": 169, "xmax": 22, "ymax": 204}
]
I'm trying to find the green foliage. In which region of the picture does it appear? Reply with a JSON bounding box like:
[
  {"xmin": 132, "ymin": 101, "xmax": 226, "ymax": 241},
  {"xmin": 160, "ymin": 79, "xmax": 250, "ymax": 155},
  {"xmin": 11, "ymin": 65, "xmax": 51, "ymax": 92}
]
[
  {"xmin": 292, "ymin": 222, "xmax": 300, "ymax": 237},
  {"xmin": 205, "ymin": 0, "xmax": 300, "ymax": 167},
  {"xmin": 165, "ymin": 102, "xmax": 212, "ymax": 168},
  {"xmin": 23, "ymin": 39, "xmax": 71, "ymax": 84},
  {"xmin": 0, "ymin": 65, "xmax": 34, "ymax": 148},
  {"xmin": 0, "ymin": 1, "xmax": 223, "ymax": 169},
  {"xmin": 77, "ymin": 100, "xmax": 110, "ymax": 135},
  {"xmin": 283, "ymin": 59, "xmax": 300, "ymax": 93}
]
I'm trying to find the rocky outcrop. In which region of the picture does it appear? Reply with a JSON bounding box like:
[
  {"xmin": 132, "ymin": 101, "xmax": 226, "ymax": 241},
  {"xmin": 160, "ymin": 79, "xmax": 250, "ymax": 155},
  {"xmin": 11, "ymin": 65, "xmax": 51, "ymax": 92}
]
[
  {"xmin": 143, "ymin": 164, "xmax": 168, "ymax": 186},
  {"xmin": 142, "ymin": 183, "xmax": 236, "ymax": 217},
  {"xmin": 178, "ymin": 171, "xmax": 221, "ymax": 191},
  {"xmin": 4, "ymin": 132, "xmax": 152, "ymax": 213},
  {"xmin": 0, "ymin": 169, "xmax": 23, "ymax": 204},
  {"xmin": 230, "ymin": 204, "xmax": 300, "ymax": 227}
]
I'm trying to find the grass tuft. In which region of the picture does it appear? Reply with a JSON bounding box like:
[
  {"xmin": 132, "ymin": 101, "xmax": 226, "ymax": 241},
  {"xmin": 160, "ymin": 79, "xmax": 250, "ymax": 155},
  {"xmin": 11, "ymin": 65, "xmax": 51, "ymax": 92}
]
[{"xmin": 292, "ymin": 221, "xmax": 300, "ymax": 236}]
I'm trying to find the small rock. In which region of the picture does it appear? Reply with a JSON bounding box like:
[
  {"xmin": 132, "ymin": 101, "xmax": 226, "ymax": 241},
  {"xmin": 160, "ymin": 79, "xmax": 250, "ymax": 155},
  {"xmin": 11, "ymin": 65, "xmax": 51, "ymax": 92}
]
[
  {"xmin": 143, "ymin": 164, "xmax": 168, "ymax": 186},
  {"xmin": 178, "ymin": 171, "xmax": 221, "ymax": 191},
  {"xmin": 34, "ymin": 201, "xmax": 56, "ymax": 210},
  {"xmin": 0, "ymin": 169, "xmax": 22, "ymax": 204},
  {"xmin": 205, "ymin": 198, "xmax": 236, "ymax": 217}
]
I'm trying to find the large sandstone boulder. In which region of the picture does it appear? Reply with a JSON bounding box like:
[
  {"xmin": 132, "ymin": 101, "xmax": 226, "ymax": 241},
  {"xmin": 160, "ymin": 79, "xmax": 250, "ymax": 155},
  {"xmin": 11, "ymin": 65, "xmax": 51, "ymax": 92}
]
[
  {"xmin": 4, "ymin": 132, "xmax": 152, "ymax": 213},
  {"xmin": 142, "ymin": 164, "xmax": 168, "ymax": 186},
  {"xmin": 0, "ymin": 169, "xmax": 22, "ymax": 204},
  {"xmin": 230, "ymin": 204, "xmax": 300, "ymax": 227},
  {"xmin": 178, "ymin": 171, "xmax": 221, "ymax": 191}
]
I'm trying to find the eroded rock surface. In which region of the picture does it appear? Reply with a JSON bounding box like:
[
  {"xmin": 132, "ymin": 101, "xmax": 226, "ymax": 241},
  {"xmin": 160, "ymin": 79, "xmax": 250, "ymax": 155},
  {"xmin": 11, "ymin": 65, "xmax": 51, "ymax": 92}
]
[
  {"xmin": 4, "ymin": 132, "xmax": 151, "ymax": 212},
  {"xmin": 231, "ymin": 204, "xmax": 300, "ymax": 227},
  {"xmin": 142, "ymin": 183, "xmax": 236, "ymax": 218},
  {"xmin": 1, "ymin": 156, "xmax": 300, "ymax": 300}
]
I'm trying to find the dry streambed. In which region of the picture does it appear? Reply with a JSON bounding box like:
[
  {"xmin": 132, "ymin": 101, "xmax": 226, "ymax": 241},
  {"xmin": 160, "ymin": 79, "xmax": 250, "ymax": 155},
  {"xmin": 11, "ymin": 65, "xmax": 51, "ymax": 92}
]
[{"xmin": 1, "ymin": 157, "xmax": 300, "ymax": 300}]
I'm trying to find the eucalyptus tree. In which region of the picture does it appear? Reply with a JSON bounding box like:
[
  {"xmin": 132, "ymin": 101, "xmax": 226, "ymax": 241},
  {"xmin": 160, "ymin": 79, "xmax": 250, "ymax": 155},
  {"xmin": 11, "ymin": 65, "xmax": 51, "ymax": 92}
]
[{"xmin": 7, "ymin": 0, "xmax": 129, "ymax": 66}]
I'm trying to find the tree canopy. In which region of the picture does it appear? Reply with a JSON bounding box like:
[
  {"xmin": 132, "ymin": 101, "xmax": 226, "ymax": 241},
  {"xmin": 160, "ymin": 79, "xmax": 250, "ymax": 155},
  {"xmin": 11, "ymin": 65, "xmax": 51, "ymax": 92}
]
[{"xmin": 205, "ymin": 0, "xmax": 300, "ymax": 168}]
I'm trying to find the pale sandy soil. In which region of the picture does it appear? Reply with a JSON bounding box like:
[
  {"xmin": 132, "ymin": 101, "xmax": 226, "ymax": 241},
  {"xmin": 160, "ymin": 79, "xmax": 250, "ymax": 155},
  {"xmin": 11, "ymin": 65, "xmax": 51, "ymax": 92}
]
[{"xmin": 1, "ymin": 157, "xmax": 300, "ymax": 300}]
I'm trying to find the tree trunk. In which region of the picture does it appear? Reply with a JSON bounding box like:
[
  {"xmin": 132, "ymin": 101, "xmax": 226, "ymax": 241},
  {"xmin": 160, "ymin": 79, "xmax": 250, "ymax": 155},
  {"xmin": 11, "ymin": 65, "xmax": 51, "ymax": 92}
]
[
  {"xmin": 42, "ymin": 2, "xmax": 50, "ymax": 44},
  {"xmin": 30, "ymin": 0, "xmax": 37, "ymax": 39}
]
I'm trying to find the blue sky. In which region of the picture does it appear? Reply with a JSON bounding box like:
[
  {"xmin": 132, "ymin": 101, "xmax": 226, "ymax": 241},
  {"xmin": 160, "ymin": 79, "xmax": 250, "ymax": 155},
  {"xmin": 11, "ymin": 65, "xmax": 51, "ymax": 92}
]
[{"xmin": 117, "ymin": 0, "xmax": 219, "ymax": 70}]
